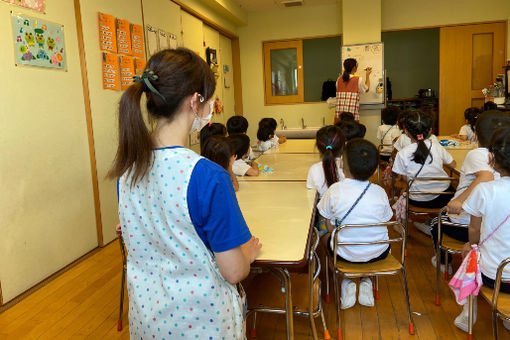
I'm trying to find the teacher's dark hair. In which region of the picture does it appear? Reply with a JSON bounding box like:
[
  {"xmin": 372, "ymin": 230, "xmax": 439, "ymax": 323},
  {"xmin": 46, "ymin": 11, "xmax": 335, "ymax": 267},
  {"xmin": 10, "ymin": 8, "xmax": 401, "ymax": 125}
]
[
  {"xmin": 405, "ymin": 110, "xmax": 433, "ymax": 165},
  {"xmin": 342, "ymin": 58, "xmax": 357, "ymax": 82},
  {"xmin": 108, "ymin": 48, "xmax": 216, "ymax": 185}
]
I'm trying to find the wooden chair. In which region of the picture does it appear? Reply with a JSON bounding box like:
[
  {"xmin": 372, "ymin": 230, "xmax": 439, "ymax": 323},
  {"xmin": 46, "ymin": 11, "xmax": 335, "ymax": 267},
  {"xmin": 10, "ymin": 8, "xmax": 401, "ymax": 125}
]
[
  {"xmin": 117, "ymin": 234, "xmax": 127, "ymax": 331},
  {"xmin": 405, "ymin": 176, "xmax": 457, "ymax": 237},
  {"xmin": 478, "ymin": 257, "xmax": 510, "ymax": 340},
  {"xmin": 434, "ymin": 207, "xmax": 468, "ymax": 306},
  {"xmin": 245, "ymin": 229, "xmax": 330, "ymax": 340},
  {"xmin": 326, "ymin": 221, "xmax": 414, "ymax": 340}
]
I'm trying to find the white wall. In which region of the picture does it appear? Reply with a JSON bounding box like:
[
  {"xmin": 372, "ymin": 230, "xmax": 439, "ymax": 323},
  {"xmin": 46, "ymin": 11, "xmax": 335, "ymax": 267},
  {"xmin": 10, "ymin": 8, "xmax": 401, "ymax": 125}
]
[{"xmin": 0, "ymin": 0, "xmax": 97, "ymax": 302}]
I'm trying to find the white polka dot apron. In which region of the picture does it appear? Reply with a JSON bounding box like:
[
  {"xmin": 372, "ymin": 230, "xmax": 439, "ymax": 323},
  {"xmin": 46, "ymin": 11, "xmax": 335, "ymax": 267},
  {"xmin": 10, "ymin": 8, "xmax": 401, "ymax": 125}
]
[{"xmin": 118, "ymin": 148, "xmax": 246, "ymax": 339}]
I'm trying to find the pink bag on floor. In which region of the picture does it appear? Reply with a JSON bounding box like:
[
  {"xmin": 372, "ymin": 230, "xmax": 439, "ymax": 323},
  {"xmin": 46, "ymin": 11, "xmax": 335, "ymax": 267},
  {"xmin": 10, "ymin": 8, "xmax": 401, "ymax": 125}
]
[{"xmin": 392, "ymin": 193, "xmax": 406, "ymax": 224}]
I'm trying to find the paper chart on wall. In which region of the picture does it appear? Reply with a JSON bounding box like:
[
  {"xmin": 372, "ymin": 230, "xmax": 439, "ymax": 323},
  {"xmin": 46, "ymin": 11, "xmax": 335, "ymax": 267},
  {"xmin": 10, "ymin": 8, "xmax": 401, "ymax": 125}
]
[
  {"xmin": 102, "ymin": 52, "xmax": 119, "ymax": 90},
  {"xmin": 168, "ymin": 33, "xmax": 177, "ymax": 49},
  {"xmin": 131, "ymin": 24, "xmax": 144, "ymax": 59},
  {"xmin": 158, "ymin": 30, "xmax": 169, "ymax": 50},
  {"xmin": 145, "ymin": 25, "xmax": 158, "ymax": 58},
  {"xmin": 11, "ymin": 13, "xmax": 66, "ymax": 70},
  {"xmin": 120, "ymin": 55, "xmax": 134, "ymax": 90},
  {"xmin": 134, "ymin": 58, "xmax": 146, "ymax": 76},
  {"xmin": 341, "ymin": 42, "xmax": 384, "ymax": 105},
  {"xmin": 116, "ymin": 19, "xmax": 132, "ymax": 55},
  {"xmin": 98, "ymin": 12, "xmax": 116, "ymax": 53},
  {"xmin": 2, "ymin": 0, "xmax": 44, "ymax": 13}
]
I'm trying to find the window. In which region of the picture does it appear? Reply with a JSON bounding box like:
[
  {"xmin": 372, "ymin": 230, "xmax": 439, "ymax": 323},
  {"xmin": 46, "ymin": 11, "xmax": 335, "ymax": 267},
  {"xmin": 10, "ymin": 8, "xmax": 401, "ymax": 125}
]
[{"xmin": 263, "ymin": 36, "xmax": 342, "ymax": 105}]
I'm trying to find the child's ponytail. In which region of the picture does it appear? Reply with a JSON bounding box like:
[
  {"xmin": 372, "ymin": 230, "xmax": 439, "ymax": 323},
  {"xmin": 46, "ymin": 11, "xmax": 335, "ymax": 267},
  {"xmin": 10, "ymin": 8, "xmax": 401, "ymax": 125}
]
[
  {"xmin": 108, "ymin": 82, "xmax": 153, "ymax": 184},
  {"xmin": 405, "ymin": 110, "xmax": 433, "ymax": 165},
  {"xmin": 342, "ymin": 58, "xmax": 357, "ymax": 82},
  {"xmin": 316, "ymin": 126, "xmax": 346, "ymax": 187},
  {"xmin": 464, "ymin": 107, "xmax": 481, "ymax": 132}
]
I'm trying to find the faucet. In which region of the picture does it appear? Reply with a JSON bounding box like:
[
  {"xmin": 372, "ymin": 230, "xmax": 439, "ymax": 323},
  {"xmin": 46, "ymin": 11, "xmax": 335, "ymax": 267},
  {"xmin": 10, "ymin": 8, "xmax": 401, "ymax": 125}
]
[
  {"xmin": 280, "ymin": 118, "xmax": 286, "ymax": 130},
  {"xmin": 301, "ymin": 117, "xmax": 306, "ymax": 129}
]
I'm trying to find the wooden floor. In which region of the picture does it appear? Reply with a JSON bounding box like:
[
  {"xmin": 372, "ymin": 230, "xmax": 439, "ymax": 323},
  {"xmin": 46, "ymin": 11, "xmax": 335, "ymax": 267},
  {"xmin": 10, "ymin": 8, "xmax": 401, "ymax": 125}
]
[{"xmin": 0, "ymin": 226, "xmax": 507, "ymax": 339}]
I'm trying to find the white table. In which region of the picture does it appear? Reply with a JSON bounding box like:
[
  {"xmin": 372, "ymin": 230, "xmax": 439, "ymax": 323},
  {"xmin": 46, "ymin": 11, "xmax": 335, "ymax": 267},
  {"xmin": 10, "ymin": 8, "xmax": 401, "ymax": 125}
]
[
  {"xmin": 237, "ymin": 181, "xmax": 317, "ymax": 340},
  {"xmin": 262, "ymin": 139, "xmax": 318, "ymax": 155},
  {"xmin": 238, "ymin": 153, "xmax": 320, "ymax": 182}
]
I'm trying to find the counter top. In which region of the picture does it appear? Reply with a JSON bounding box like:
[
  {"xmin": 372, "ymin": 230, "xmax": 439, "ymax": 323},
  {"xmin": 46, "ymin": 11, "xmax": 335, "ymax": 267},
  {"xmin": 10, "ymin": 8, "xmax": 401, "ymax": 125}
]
[
  {"xmin": 239, "ymin": 153, "xmax": 320, "ymax": 182},
  {"xmin": 262, "ymin": 139, "xmax": 318, "ymax": 155}
]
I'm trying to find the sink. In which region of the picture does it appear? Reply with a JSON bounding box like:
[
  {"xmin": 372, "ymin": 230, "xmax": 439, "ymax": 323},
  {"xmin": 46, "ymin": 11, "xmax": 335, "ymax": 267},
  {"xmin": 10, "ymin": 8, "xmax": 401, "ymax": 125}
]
[{"xmin": 276, "ymin": 127, "xmax": 320, "ymax": 139}]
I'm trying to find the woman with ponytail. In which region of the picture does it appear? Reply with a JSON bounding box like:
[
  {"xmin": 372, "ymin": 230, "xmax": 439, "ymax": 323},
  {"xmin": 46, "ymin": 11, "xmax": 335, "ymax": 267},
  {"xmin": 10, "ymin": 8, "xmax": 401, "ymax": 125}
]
[
  {"xmin": 392, "ymin": 111, "xmax": 457, "ymax": 230},
  {"xmin": 335, "ymin": 58, "xmax": 371, "ymax": 123},
  {"xmin": 109, "ymin": 48, "xmax": 261, "ymax": 339},
  {"xmin": 307, "ymin": 125, "xmax": 345, "ymax": 234}
]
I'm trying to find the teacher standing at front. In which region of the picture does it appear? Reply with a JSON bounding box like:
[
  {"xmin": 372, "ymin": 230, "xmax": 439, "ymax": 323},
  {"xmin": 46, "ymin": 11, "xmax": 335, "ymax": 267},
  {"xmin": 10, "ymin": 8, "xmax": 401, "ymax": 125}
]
[{"xmin": 335, "ymin": 58, "xmax": 371, "ymax": 123}]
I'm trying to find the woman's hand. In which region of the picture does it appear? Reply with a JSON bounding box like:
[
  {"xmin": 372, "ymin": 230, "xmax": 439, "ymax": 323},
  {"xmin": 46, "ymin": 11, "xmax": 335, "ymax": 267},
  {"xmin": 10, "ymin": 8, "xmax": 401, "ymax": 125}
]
[
  {"xmin": 365, "ymin": 67, "xmax": 372, "ymax": 77},
  {"xmin": 446, "ymin": 199, "xmax": 463, "ymax": 215},
  {"xmin": 241, "ymin": 236, "xmax": 262, "ymax": 263}
]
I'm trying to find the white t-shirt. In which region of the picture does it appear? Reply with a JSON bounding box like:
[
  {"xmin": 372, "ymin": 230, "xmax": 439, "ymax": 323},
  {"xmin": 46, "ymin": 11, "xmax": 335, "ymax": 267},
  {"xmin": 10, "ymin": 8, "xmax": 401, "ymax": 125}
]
[
  {"xmin": 258, "ymin": 138, "xmax": 278, "ymax": 152},
  {"xmin": 306, "ymin": 159, "xmax": 345, "ymax": 197},
  {"xmin": 449, "ymin": 148, "xmax": 500, "ymax": 224},
  {"xmin": 232, "ymin": 159, "xmax": 251, "ymax": 176},
  {"xmin": 392, "ymin": 139, "xmax": 454, "ymax": 201},
  {"xmin": 317, "ymin": 178, "xmax": 393, "ymax": 262},
  {"xmin": 394, "ymin": 133, "xmax": 438, "ymax": 152},
  {"xmin": 463, "ymin": 177, "xmax": 510, "ymax": 280},
  {"xmin": 377, "ymin": 125, "xmax": 401, "ymax": 155},
  {"xmin": 459, "ymin": 124, "xmax": 476, "ymax": 142}
]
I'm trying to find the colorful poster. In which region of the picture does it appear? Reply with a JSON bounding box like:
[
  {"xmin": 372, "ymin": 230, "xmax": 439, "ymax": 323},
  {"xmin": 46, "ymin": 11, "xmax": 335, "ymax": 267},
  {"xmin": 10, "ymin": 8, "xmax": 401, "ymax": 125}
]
[
  {"xmin": 98, "ymin": 12, "xmax": 116, "ymax": 53},
  {"xmin": 116, "ymin": 19, "xmax": 132, "ymax": 55},
  {"xmin": 102, "ymin": 52, "xmax": 119, "ymax": 90},
  {"xmin": 134, "ymin": 58, "xmax": 146, "ymax": 77},
  {"xmin": 131, "ymin": 24, "xmax": 144, "ymax": 59},
  {"xmin": 2, "ymin": 0, "xmax": 44, "ymax": 13},
  {"xmin": 11, "ymin": 13, "xmax": 66, "ymax": 69},
  {"xmin": 120, "ymin": 55, "xmax": 135, "ymax": 90}
]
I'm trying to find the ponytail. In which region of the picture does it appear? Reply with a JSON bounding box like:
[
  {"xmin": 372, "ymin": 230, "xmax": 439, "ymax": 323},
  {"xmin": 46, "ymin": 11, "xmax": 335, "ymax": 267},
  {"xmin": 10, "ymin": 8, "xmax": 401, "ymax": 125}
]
[
  {"xmin": 405, "ymin": 110, "xmax": 433, "ymax": 165},
  {"xmin": 108, "ymin": 82, "xmax": 153, "ymax": 185},
  {"xmin": 342, "ymin": 58, "xmax": 357, "ymax": 82},
  {"xmin": 316, "ymin": 125, "xmax": 346, "ymax": 188}
]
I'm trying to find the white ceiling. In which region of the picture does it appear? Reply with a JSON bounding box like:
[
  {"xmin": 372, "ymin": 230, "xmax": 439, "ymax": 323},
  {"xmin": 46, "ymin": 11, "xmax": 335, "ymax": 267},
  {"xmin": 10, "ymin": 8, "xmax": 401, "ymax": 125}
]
[{"xmin": 232, "ymin": 0, "xmax": 340, "ymax": 13}]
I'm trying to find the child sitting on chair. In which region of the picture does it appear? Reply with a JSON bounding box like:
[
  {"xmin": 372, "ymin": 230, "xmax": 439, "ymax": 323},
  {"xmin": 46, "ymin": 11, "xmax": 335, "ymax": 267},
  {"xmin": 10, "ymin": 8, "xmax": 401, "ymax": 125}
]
[
  {"xmin": 317, "ymin": 138, "xmax": 393, "ymax": 309},
  {"xmin": 377, "ymin": 107, "xmax": 401, "ymax": 162},
  {"xmin": 229, "ymin": 133, "xmax": 259, "ymax": 177}
]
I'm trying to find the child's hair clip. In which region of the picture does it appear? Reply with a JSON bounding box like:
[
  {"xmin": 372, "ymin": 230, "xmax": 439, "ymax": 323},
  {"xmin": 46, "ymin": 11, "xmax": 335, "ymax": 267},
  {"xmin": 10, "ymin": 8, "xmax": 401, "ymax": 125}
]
[
  {"xmin": 417, "ymin": 134, "xmax": 424, "ymax": 140},
  {"xmin": 208, "ymin": 122, "xmax": 212, "ymax": 127},
  {"xmin": 326, "ymin": 145, "xmax": 333, "ymax": 150}
]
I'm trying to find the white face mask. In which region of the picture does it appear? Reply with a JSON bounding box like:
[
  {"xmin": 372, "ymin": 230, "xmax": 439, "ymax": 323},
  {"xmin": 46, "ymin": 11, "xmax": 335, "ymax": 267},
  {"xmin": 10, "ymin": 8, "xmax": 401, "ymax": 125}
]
[{"xmin": 190, "ymin": 98, "xmax": 214, "ymax": 132}]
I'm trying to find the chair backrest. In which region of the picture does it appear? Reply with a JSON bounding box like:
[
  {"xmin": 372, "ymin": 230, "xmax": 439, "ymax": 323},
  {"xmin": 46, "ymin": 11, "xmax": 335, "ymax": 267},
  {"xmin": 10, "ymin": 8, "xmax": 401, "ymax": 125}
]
[
  {"xmin": 406, "ymin": 176, "xmax": 458, "ymax": 197},
  {"xmin": 331, "ymin": 221, "xmax": 406, "ymax": 268},
  {"xmin": 437, "ymin": 206, "xmax": 469, "ymax": 232},
  {"xmin": 492, "ymin": 257, "xmax": 510, "ymax": 310}
]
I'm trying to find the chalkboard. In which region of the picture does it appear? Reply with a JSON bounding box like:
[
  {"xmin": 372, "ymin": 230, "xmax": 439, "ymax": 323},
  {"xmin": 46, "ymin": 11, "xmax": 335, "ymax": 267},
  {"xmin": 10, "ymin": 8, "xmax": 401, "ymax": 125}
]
[{"xmin": 341, "ymin": 42, "xmax": 384, "ymax": 105}]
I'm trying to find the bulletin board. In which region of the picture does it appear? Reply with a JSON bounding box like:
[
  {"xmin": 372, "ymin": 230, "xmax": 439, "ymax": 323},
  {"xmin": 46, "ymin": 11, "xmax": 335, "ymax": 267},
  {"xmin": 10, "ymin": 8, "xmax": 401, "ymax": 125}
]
[{"xmin": 341, "ymin": 42, "xmax": 384, "ymax": 105}]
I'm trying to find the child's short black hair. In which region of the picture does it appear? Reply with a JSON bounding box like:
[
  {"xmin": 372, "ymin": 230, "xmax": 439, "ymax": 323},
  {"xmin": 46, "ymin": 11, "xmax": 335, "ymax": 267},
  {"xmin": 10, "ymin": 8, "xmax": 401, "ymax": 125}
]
[
  {"xmin": 200, "ymin": 123, "xmax": 227, "ymax": 151},
  {"xmin": 344, "ymin": 138, "xmax": 379, "ymax": 181},
  {"xmin": 259, "ymin": 118, "xmax": 278, "ymax": 130},
  {"xmin": 228, "ymin": 133, "xmax": 250, "ymax": 159},
  {"xmin": 339, "ymin": 112, "xmax": 355, "ymax": 122},
  {"xmin": 483, "ymin": 101, "xmax": 498, "ymax": 112},
  {"xmin": 226, "ymin": 116, "xmax": 249, "ymax": 134},
  {"xmin": 397, "ymin": 110, "xmax": 410, "ymax": 130},
  {"xmin": 335, "ymin": 120, "xmax": 365, "ymax": 140},
  {"xmin": 381, "ymin": 107, "xmax": 400, "ymax": 125},
  {"xmin": 201, "ymin": 135, "xmax": 234, "ymax": 171},
  {"xmin": 464, "ymin": 107, "xmax": 482, "ymax": 132},
  {"xmin": 257, "ymin": 122, "xmax": 274, "ymax": 142},
  {"xmin": 475, "ymin": 111, "xmax": 510, "ymax": 147},
  {"xmin": 489, "ymin": 126, "xmax": 510, "ymax": 174}
]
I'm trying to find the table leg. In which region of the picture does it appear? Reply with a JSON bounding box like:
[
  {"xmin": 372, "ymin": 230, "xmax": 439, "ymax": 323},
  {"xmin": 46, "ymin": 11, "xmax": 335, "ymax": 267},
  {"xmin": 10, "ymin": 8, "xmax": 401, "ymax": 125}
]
[{"xmin": 276, "ymin": 267, "xmax": 294, "ymax": 340}]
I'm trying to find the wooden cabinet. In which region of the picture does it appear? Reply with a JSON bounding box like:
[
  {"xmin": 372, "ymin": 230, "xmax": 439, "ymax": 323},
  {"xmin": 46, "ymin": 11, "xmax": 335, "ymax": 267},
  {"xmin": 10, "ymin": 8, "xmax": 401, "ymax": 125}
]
[{"xmin": 387, "ymin": 97, "xmax": 439, "ymax": 134}]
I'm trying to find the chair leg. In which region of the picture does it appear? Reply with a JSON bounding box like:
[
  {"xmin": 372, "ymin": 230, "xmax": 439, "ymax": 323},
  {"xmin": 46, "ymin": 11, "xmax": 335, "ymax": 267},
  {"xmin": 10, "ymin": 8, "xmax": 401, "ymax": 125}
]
[
  {"xmin": 492, "ymin": 311, "xmax": 498, "ymax": 340},
  {"xmin": 250, "ymin": 312, "xmax": 257, "ymax": 338},
  {"xmin": 444, "ymin": 250, "xmax": 449, "ymax": 281},
  {"xmin": 332, "ymin": 272, "xmax": 342, "ymax": 340},
  {"xmin": 320, "ymin": 309, "xmax": 331, "ymax": 340},
  {"xmin": 435, "ymin": 249, "xmax": 441, "ymax": 306},
  {"xmin": 118, "ymin": 266, "xmax": 126, "ymax": 331},
  {"xmin": 467, "ymin": 295, "xmax": 474, "ymax": 340},
  {"xmin": 325, "ymin": 254, "xmax": 330, "ymax": 304},
  {"xmin": 401, "ymin": 267, "xmax": 415, "ymax": 335},
  {"xmin": 374, "ymin": 276, "xmax": 380, "ymax": 300}
]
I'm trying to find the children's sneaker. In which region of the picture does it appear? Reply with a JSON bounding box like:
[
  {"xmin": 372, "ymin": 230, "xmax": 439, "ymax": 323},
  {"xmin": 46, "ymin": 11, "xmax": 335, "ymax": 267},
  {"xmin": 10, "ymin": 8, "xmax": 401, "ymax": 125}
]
[
  {"xmin": 340, "ymin": 279, "xmax": 357, "ymax": 310},
  {"xmin": 454, "ymin": 299, "xmax": 477, "ymax": 332},
  {"xmin": 414, "ymin": 222, "xmax": 432, "ymax": 236},
  {"xmin": 431, "ymin": 256, "xmax": 453, "ymax": 275},
  {"xmin": 358, "ymin": 278, "xmax": 375, "ymax": 307}
]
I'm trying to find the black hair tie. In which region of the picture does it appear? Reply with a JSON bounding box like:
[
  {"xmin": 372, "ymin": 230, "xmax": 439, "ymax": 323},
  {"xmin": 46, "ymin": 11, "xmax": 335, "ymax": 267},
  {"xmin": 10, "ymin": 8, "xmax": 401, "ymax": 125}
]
[{"xmin": 133, "ymin": 69, "xmax": 167, "ymax": 103}]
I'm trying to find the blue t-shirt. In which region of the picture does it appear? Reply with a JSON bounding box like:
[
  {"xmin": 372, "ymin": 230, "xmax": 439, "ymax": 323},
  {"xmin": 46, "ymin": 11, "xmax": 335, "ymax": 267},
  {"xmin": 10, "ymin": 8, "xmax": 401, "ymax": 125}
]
[{"xmin": 187, "ymin": 158, "xmax": 252, "ymax": 252}]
